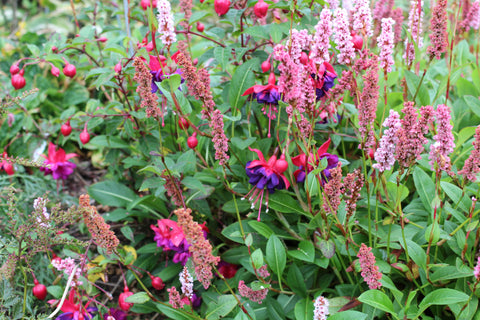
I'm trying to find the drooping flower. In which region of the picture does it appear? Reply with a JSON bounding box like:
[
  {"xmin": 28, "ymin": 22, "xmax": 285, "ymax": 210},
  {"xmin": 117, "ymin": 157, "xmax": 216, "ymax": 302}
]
[
  {"xmin": 149, "ymin": 54, "xmax": 184, "ymax": 94},
  {"xmin": 151, "ymin": 219, "xmax": 191, "ymax": 265},
  {"xmin": 0, "ymin": 152, "xmax": 14, "ymax": 175},
  {"xmin": 310, "ymin": 61, "xmax": 337, "ymax": 100},
  {"xmin": 103, "ymin": 308, "xmax": 127, "ymax": 320},
  {"xmin": 244, "ymin": 148, "xmax": 290, "ymax": 221},
  {"xmin": 49, "ymin": 290, "xmax": 97, "ymax": 320},
  {"xmin": 292, "ymin": 138, "xmax": 339, "ymax": 184},
  {"xmin": 242, "ymin": 73, "xmax": 281, "ymax": 137},
  {"xmin": 39, "ymin": 142, "xmax": 77, "ymax": 180}
]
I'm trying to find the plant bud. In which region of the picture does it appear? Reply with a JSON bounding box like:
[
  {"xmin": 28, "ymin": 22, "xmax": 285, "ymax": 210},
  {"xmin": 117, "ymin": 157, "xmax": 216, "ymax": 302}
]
[
  {"xmin": 63, "ymin": 63, "xmax": 76, "ymax": 78},
  {"xmin": 11, "ymin": 74, "xmax": 26, "ymax": 90},
  {"xmin": 187, "ymin": 133, "xmax": 198, "ymax": 149},
  {"xmin": 261, "ymin": 60, "xmax": 270, "ymax": 73},
  {"xmin": 254, "ymin": 0, "xmax": 269, "ymax": 19},
  {"xmin": 214, "ymin": 0, "xmax": 230, "ymax": 16}
]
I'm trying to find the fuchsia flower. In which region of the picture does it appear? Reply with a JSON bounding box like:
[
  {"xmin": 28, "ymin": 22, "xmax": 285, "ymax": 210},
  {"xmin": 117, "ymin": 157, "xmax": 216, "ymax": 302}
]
[
  {"xmin": 242, "ymin": 73, "xmax": 281, "ymax": 137},
  {"xmin": 149, "ymin": 54, "xmax": 184, "ymax": 94},
  {"xmin": 39, "ymin": 142, "xmax": 77, "ymax": 180},
  {"xmin": 309, "ymin": 61, "xmax": 337, "ymax": 100},
  {"xmin": 244, "ymin": 147, "xmax": 290, "ymax": 221},
  {"xmin": 49, "ymin": 290, "xmax": 97, "ymax": 320},
  {"xmin": 292, "ymin": 138, "xmax": 339, "ymax": 183},
  {"xmin": 151, "ymin": 219, "xmax": 191, "ymax": 265}
]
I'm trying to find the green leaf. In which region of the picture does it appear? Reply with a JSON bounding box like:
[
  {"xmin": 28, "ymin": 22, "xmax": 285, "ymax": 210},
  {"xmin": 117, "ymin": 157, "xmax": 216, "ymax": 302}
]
[
  {"xmin": 329, "ymin": 311, "xmax": 368, "ymax": 320},
  {"xmin": 294, "ymin": 298, "xmax": 314, "ymax": 320},
  {"xmin": 205, "ymin": 295, "xmax": 237, "ymax": 319},
  {"xmin": 441, "ymin": 181, "xmax": 472, "ymax": 213},
  {"xmin": 404, "ymin": 239, "xmax": 427, "ymax": 270},
  {"xmin": 266, "ymin": 235, "xmax": 286, "ymax": 279},
  {"xmin": 268, "ymin": 193, "xmax": 311, "ymax": 217},
  {"xmin": 287, "ymin": 241, "xmax": 315, "ymax": 263},
  {"xmin": 229, "ymin": 58, "xmax": 258, "ymax": 112},
  {"xmin": 121, "ymin": 226, "xmax": 134, "ymax": 242},
  {"xmin": 413, "ymin": 167, "xmax": 435, "ymax": 212},
  {"xmin": 287, "ymin": 264, "xmax": 307, "ymax": 297},
  {"xmin": 248, "ymin": 220, "xmax": 274, "ymax": 239},
  {"xmin": 214, "ymin": 47, "xmax": 231, "ymax": 71},
  {"xmin": 358, "ymin": 290, "xmax": 394, "ymax": 314},
  {"xmin": 416, "ymin": 289, "xmax": 469, "ymax": 317},
  {"xmin": 405, "ymin": 70, "xmax": 430, "ymax": 106},
  {"xmin": 157, "ymin": 303, "xmax": 196, "ymax": 320},
  {"xmin": 231, "ymin": 137, "xmax": 257, "ymax": 150},
  {"xmin": 124, "ymin": 292, "xmax": 150, "ymax": 304},
  {"xmin": 244, "ymin": 25, "xmax": 271, "ymax": 40},
  {"xmin": 87, "ymin": 180, "xmax": 137, "ymax": 208},
  {"xmin": 88, "ymin": 135, "xmax": 130, "ymax": 149},
  {"xmin": 318, "ymin": 239, "xmax": 335, "ymax": 259},
  {"xmin": 430, "ymin": 266, "xmax": 473, "ymax": 282},
  {"xmin": 266, "ymin": 298, "xmax": 286, "ymax": 320},
  {"xmin": 251, "ymin": 248, "xmax": 264, "ymax": 269}
]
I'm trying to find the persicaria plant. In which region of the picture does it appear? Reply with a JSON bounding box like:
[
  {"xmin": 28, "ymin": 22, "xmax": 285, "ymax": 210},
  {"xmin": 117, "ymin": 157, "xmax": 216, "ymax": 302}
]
[{"xmin": 2, "ymin": 0, "xmax": 480, "ymax": 319}]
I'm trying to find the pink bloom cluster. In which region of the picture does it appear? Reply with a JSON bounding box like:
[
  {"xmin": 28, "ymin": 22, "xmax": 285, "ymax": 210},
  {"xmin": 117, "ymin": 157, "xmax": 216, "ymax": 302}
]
[
  {"xmin": 358, "ymin": 55, "xmax": 379, "ymax": 150},
  {"xmin": 429, "ymin": 104, "xmax": 455, "ymax": 174},
  {"xmin": 459, "ymin": 125, "xmax": 480, "ymax": 181},
  {"xmin": 357, "ymin": 243, "xmax": 382, "ymax": 290},
  {"xmin": 156, "ymin": 0, "xmax": 177, "ymax": 48},
  {"xmin": 396, "ymin": 102, "xmax": 433, "ymax": 168},
  {"xmin": 427, "ymin": 0, "xmax": 448, "ymax": 59},
  {"xmin": 404, "ymin": 0, "xmax": 424, "ymax": 65},
  {"xmin": 174, "ymin": 208, "xmax": 220, "ymax": 289},
  {"xmin": 313, "ymin": 296, "xmax": 329, "ymax": 320},
  {"xmin": 52, "ymin": 257, "xmax": 83, "ymax": 287},
  {"xmin": 323, "ymin": 163, "xmax": 343, "ymax": 214},
  {"xmin": 352, "ymin": 0, "xmax": 373, "ymax": 37},
  {"xmin": 287, "ymin": 29, "xmax": 312, "ymax": 63},
  {"xmin": 377, "ymin": 18, "xmax": 395, "ymax": 72},
  {"xmin": 179, "ymin": 266, "xmax": 193, "ymax": 299},
  {"xmin": 238, "ymin": 280, "xmax": 268, "ymax": 304},
  {"xmin": 373, "ymin": 110, "xmax": 401, "ymax": 172},
  {"xmin": 34, "ymin": 197, "xmax": 50, "ymax": 228},
  {"xmin": 333, "ymin": 8, "xmax": 355, "ymax": 65},
  {"xmin": 168, "ymin": 287, "xmax": 183, "ymax": 309},
  {"xmin": 325, "ymin": 0, "xmax": 339, "ymax": 10},
  {"xmin": 310, "ymin": 9, "xmax": 332, "ymax": 65},
  {"xmin": 462, "ymin": 0, "xmax": 480, "ymax": 31},
  {"xmin": 474, "ymin": 256, "xmax": 480, "ymax": 280}
]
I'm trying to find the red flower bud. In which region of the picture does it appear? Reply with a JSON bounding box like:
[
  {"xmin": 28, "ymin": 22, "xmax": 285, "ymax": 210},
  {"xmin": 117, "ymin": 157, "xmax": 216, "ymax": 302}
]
[
  {"xmin": 146, "ymin": 41, "xmax": 154, "ymax": 52},
  {"xmin": 193, "ymin": 58, "xmax": 198, "ymax": 65},
  {"xmin": 196, "ymin": 22, "xmax": 205, "ymax": 32},
  {"xmin": 299, "ymin": 51, "xmax": 309, "ymax": 65},
  {"xmin": 261, "ymin": 60, "xmax": 271, "ymax": 73},
  {"xmin": 10, "ymin": 64, "xmax": 20, "ymax": 75},
  {"xmin": 19, "ymin": 69, "xmax": 24, "ymax": 76},
  {"xmin": 119, "ymin": 286, "xmax": 134, "ymax": 311},
  {"xmin": 32, "ymin": 280, "xmax": 47, "ymax": 300},
  {"xmin": 11, "ymin": 74, "xmax": 26, "ymax": 90},
  {"xmin": 187, "ymin": 133, "xmax": 198, "ymax": 149},
  {"xmin": 98, "ymin": 36, "xmax": 108, "ymax": 43},
  {"xmin": 150, "ymin": 276, "xmax": 165, "ymax": 290},
  {"xmin": 178, "ymin": 118, "xmax": 190, "ymax": 130},
  {"xmin": 63, "ymin": 63, "xmax": 76, "ymax": 78},
  {"xmin": 141, "ymin": 0, "xmax": 157, "ymax": 10},
  {"xmin": 274, "ymin": 154, "xmax": 288, "ymax": 173},
  {"xmin": 2, "ymin": 162, "xmax": 14, "ymax": 175},
  {"xmin": 51, "ymin": 66, "xmax": 60, "ymax": 77},
  {"xmin": 254, "ymin": 0, "xmax": 269, "ymax": 19},
  {"xmin": 214, "ymin": 0, "xmax": 230, "ymax": 16},
  {"xmin": 351, "ymin": 32, "xmax": 363, "ymax": 51},
  {"xmin": 114, "ymin": 62, "xmax": 122, "ymax": 74},
  {"xmin": 52, "ymin": 46, "xmax": 58, "ymax": 53},
  {"xmin": 80, "ymin": 124, "xmax": 90, "ymax": 145},
  {"xmin": 61, "ymin": 121, "xmax": 72, "ymax": 137}
]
